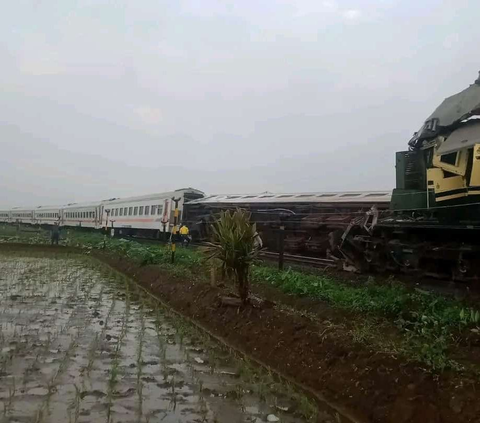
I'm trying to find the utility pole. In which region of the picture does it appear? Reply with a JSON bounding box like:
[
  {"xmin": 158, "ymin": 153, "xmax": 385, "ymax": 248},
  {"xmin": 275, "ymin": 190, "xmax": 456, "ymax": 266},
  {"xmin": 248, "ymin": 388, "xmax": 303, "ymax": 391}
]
[
  {"xmin": 104, "ymin": 209, "xmax": 111, "ymax": 249},
  {"xmin": 278, "ymin": 223, "xmax": 285, "ymax": 271},
  {"xmin": 171, "ymin": 197, "xmax": 181, "ymax": 264},
  {"xmin": 161, "ymin": 218, "xmax": 168, "ymax": 241},
  {"xmin": 276, "ymin": 211, "xmax": 293, "ymax": 271}
]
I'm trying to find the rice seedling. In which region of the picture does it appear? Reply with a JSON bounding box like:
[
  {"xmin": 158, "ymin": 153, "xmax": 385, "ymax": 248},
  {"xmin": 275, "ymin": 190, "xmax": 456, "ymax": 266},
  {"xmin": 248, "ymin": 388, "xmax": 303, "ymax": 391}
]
[{"xmin": 0, "ymin": 249, "xmax": 323, "ymax": 423}]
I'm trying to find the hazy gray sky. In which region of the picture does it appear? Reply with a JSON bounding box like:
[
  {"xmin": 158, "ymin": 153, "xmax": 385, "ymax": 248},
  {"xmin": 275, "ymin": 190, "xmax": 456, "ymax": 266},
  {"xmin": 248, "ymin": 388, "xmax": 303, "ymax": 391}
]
[{"xmin": 1, "ymin": 0, "xmax": 479, "ymax": 207}]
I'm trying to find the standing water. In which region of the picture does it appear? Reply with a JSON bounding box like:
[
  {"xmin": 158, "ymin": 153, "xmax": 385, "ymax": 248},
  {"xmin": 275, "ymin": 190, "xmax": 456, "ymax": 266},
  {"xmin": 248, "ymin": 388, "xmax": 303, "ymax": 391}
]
[{"xmin": 0, "ymin": 251, "xmax": 336, "ymax": 423}]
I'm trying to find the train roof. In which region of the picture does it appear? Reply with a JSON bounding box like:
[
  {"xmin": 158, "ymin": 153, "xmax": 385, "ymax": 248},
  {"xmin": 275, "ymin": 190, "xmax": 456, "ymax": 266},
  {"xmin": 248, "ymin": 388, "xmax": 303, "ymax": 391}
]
[
  {"xmin": 101, "ymin": 188, "xmax": 204, "ymax": 206},
  {"xmin": 7, "ymin": 206, "xmax": 36, "ymax": 212},
  {"xmin": 187, "ymin": 191, "xmax": 392, "ymax": 205},
  {"xmin": 62, "ymin": 201, "xmax": 103, "ymax": 210}
]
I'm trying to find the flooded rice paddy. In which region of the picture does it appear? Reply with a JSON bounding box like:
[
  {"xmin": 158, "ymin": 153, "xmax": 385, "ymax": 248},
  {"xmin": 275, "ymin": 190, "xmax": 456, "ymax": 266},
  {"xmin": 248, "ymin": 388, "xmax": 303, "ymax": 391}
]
[{"xmin": 0, "ymin": 252, "xmax": 324, "ymax": 423}]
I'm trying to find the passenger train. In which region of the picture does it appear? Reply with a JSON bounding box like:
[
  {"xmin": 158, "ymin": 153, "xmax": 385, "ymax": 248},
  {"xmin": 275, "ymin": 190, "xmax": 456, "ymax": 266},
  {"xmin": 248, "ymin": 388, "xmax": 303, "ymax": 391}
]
[{"xmin": 0, "ymin": 188, "xmax": 204, "ymax": 237}]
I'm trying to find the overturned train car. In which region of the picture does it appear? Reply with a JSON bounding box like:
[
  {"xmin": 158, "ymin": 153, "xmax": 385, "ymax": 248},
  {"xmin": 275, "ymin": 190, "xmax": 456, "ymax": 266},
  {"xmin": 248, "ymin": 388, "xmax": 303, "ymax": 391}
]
[{"xmin": 185, "ymin": 191, "xmax": 391, "ymax": 257}]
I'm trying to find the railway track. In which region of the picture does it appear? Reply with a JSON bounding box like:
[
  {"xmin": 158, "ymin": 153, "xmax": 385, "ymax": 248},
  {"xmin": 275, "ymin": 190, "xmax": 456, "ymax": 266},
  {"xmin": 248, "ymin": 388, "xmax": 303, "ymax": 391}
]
[
  {"xmin": 258, "ymin": 251, "xmax": 336, "ymax": 268},
  {"xmin": 124, "ymin": 235, "xmax": 336, "ymax": 269},
  {"xmin": 116, "ymin": 235, "xmax": 478, "ymax": 298}
]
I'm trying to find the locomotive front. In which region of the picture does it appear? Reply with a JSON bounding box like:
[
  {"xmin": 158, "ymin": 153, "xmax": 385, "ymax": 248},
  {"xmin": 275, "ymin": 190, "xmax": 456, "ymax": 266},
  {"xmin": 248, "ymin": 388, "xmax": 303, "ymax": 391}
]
[{"xmin": 339, "ymin": 72, "xmax": 480, "ymax": 280}]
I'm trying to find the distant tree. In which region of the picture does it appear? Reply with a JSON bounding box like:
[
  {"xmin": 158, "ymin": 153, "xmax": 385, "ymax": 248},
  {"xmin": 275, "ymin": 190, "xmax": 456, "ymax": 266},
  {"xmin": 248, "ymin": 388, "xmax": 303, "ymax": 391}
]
[{"xmin": 205, "ymin": 209, "xmax": 261, "ymax": 305}]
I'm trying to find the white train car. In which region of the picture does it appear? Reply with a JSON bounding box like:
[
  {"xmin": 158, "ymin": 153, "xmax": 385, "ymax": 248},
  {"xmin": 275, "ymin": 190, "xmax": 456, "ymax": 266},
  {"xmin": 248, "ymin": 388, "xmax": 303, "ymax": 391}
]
[
  {"xmin": 10, "ymin": 207, "xmax": 35, "ymax": 224},
  {"xmin": 34, "ymin": 206, "xmax": 62, "ymax": 226},
  {"xmin": 100, "ymin": 188, "xmax": 204, "ymax": 237},
  {"xmin": 0, "ymin": 210, "xmax": 11, "ymax": 223},
  {"xmin": 62, "ymin": 201, "xmax": 103, "ymax": 229}
]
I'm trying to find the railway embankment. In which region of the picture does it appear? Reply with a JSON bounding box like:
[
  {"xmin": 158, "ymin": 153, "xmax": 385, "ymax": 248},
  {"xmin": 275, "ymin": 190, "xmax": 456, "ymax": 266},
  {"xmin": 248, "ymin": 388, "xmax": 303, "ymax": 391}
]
[{"xmin": 1, "ymin": 227, "xmax": 480, "ymax": 422}]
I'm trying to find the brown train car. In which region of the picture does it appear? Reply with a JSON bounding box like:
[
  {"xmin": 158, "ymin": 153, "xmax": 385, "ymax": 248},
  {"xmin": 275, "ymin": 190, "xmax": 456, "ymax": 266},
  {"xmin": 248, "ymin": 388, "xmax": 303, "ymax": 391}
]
[{"xmin": 184, "ymin": 191, "xmax": 391, "ymax": 258}]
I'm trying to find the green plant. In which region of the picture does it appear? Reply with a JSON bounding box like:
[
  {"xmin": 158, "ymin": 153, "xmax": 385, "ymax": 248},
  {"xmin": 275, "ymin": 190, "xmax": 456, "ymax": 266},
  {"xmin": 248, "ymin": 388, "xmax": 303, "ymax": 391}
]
[{"xmin": 204, "ymin": 209, "xmax": 261, "ymax": 304}]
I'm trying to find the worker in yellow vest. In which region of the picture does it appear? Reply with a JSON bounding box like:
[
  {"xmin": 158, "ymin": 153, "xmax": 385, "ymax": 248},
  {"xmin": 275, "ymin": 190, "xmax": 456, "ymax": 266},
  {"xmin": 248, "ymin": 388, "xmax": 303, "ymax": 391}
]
[{"xmin": 179, "ymin": 224, "xmax": 190, "ymax": 247}]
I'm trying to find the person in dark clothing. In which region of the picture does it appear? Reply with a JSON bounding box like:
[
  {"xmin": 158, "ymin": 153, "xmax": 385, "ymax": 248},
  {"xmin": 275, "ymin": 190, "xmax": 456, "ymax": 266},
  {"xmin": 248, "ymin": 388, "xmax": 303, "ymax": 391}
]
[{"xmin": 51, "ymin": 223, "xmax": 60, "ymax": 245}]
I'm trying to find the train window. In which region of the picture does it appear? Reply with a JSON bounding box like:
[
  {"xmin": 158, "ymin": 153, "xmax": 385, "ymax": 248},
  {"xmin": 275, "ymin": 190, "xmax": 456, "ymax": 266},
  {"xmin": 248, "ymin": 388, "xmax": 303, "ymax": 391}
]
[
  {"xmin": 157, "ymin": 205, "xmax": 163, "ymax": 215},
  {"xmin": 341, "ymin": 193, "xmax": 361, "ymax": 197},
  {"xmin": 145, "ymin": 206, "xmax": 150, "ymax": 215},
  {"xmin": 276, "ymin": 194, "xmax": 293, "ymax": 198},
  {"xmin": 139, "ymin": 206, "xmax": 144, "ymax": 216},
  {"xmin": 317, "ymin": 194, "xmax": 336, "ymax": 197},
  {"xmin": 129, "ymin": 207, "xmax": 133, "ymax": 216},
  {"xmin": 115, "ymin": 209, "xmax": 119, "ymax": 216},
  {"xmin": 440, "ymin": 152, "xmax": 457, "ymax": 166},
  {"xmin": 119, "ymin": 208, "xmax": 123, "ymax": 216},
  {"xmin": 124, "ymin": 207, "xmax": 127, "ymax": 216},
  {"xmin": 134, "ymin": 206, "xmax": 138, "ymax": 215},
  {"xmin": 151, "ymin": 205, "xmax": 156, "ymax": 215}
]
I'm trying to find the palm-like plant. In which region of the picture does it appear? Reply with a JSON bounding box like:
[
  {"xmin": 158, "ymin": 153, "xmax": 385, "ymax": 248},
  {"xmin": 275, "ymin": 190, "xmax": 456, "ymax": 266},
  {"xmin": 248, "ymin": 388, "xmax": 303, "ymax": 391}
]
[{"xmin": 205, "ymin": 209, "xmax": 261, "ymax": 305}]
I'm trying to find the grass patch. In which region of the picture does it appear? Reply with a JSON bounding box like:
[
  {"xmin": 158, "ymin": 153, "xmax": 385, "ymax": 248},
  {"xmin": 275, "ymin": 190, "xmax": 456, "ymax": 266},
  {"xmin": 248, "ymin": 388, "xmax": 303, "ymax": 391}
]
[{"xmin": 2, "ymin": 224, "xmax": 480, "ymax": 371}]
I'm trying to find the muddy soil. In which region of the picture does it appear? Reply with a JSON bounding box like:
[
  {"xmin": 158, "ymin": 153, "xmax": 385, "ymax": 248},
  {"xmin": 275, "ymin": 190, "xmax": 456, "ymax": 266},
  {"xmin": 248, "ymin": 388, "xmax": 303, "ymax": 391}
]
[
  {"xmin": 92, "ymin": 253, "xmax": 480, "ymax": 423},
  {"xmin": 0, "ymin": 250, "xmax": 328, "ymax": 423},
  {"xmin": 1, "ymin": 245, "xmax": 480, "ymax": 423}
]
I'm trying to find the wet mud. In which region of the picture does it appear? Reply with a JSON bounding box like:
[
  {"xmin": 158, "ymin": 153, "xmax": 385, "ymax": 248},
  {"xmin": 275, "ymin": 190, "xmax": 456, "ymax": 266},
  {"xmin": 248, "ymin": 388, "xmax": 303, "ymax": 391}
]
[{"xmin": 0, "ymin": 252, "xmax": 335, "ymax": 423}]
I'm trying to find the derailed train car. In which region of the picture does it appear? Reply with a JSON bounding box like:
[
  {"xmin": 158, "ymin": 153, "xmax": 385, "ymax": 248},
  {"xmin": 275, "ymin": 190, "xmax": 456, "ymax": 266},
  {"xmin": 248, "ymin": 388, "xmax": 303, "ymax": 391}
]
[
  {"xmin": 338, "ymin": 72, "xmax": 480, "ymax": 280},
  {"xmin": 184, "ymin": 191, "xmax": 391, "ymax": 257}
]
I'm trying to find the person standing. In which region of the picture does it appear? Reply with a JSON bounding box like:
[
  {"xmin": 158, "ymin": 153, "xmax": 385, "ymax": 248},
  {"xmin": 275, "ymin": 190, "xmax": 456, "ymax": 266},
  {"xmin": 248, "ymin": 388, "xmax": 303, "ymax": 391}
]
[
  {"xmin": 179, "ymin": 224, "xmax": 190, "ymax": 247},
  {"xmin": 51, "ymin": 223, "xmax": 60, "ymax": 245}
]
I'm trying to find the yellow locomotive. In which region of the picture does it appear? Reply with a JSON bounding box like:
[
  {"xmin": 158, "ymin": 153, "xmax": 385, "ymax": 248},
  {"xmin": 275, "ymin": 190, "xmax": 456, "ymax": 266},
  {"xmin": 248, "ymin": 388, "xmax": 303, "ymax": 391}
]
[{"xmin": 341, "ymin": 72, "xmax": 480, "ymax": 280}]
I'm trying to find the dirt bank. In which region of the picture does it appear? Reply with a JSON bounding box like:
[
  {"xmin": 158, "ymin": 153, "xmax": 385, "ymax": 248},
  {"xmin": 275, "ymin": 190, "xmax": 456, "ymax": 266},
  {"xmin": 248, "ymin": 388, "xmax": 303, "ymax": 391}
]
[
  {"xmin": 2, "ymin": 244, "xmax": 479, "ymax": 422},
  {"xmin": 92, "ymin": 252, "xmax": 479, "ymax": 423}
]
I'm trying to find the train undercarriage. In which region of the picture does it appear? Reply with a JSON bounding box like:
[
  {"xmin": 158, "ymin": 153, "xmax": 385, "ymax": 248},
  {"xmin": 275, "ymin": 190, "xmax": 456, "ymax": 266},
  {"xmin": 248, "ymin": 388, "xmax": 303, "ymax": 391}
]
[{"xmin": 336, "ymin": 208, "xmax": 480, "ymax": 282}]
